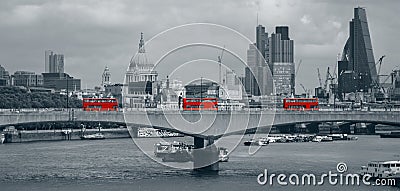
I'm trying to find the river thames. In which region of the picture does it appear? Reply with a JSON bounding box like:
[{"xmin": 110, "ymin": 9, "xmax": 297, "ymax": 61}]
[{"xmin": 0, "ymin": 135, "xmax": 399, "ymax": 191}]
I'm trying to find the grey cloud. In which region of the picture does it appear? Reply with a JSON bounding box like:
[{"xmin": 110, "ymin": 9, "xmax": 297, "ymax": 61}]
[{"xmin": 0, "ymin": 0, "xmax": 398, "ymax": 93}]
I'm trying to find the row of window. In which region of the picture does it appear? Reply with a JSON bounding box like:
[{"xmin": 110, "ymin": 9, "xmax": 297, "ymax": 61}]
[
  {"xmin": 284, "ymin": 99, "xmax": 318, "ymax": 103},
  {"xmin": 83, "ymin": 99, "xmax": 117, "ymax": 103}
]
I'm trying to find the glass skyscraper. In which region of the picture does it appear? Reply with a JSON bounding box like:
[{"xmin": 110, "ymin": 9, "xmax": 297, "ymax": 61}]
[{"xmin": 338, "ymin": 7, "xmax": 378, "ymax": 95}]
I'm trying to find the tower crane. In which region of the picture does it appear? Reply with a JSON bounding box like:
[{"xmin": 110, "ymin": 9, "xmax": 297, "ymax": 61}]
[
  {"xmin": 295, "ymin": 59, "xmax": 302, "ymax": 77},
  {"xmin": 376, "ymin": 55, "xmax": 386, "ymax": 77},
  {"xmin": 300, "ymin": 83, "xmax": 310, "ymax": 98},
  {"xmin": 371, "ymin": 55, "xmax": 386, "ymax": 90},
  {"xmin": 218, "ymin": 46, "xmax": 226, "ymax": 85}
]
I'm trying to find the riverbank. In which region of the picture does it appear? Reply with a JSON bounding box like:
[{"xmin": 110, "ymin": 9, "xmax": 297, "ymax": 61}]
[{"xmin": 1, "ymin": 128, "xmax": 130, "ymax": 143}]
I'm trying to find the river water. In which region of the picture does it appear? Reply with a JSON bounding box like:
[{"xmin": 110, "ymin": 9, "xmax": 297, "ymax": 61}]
[{"xmin": 0, "ymin": 135, "xmax": 399, "ymax": 191}]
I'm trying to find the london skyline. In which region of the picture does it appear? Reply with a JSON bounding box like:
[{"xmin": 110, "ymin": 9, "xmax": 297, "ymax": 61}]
[{"xmin": 0, "ymin": 0, "xmax": 399, "ymax": 93}]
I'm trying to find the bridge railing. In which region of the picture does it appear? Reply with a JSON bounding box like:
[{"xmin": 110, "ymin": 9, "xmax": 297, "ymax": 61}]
[{"xmin": 1, "ymin": 107, "xmax": 400, "ymax": 114}]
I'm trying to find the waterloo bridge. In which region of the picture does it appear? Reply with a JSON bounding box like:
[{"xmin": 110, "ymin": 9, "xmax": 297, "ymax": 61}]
[{"xmin": 1, "ymin": 109, "xmax": 399, "ymax": 171}]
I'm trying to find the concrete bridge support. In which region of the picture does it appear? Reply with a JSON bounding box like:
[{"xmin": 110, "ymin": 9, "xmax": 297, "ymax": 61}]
[
  {"xmin": 193, "ymin": 137, "xmax": 219, "ymax": 173},
  {"xmin": 354, "ymin": 123, "xmax": 376, "ymax": 135},
  {"xmin": 276, "ymin": 124, "xmax": 297, "ymax": 134},
  {"xmin": 306, "ymin": 123, "xmax": 319, "ymax": 134},
  {"xmin": 338, "ymin": 123, "xmax": 351, "ymax": 134},
  {"xmin": 366, "ymin": 124, "xmax": 376, "ymax": 135}
]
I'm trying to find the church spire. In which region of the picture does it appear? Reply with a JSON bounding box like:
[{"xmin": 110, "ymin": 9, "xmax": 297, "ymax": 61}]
[{"xmin": 138, "ymin": 32, "xmax": 145, "ymax": 53}]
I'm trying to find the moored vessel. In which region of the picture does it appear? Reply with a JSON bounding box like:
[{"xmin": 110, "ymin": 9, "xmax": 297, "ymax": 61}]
[
  {"xmin": 380, "ymin": 131, "xmax": 400, "ymax": 138},
  {"xmin": 80, "ymin": 133, "xmax": 105, "ymax": 140},
  {"xmin": 361, "ymin": 160, "xmax": 400, "ymax": 185}
]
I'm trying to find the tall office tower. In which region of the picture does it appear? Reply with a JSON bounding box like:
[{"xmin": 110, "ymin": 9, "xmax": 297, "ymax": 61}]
[
  {"xmin": 245, "ymin": 44, "xmax": 273, "ymax": 96},
  {"xmin": 256, "ymin": 25, "xmax": 269, "ymax": 64},
  {"xmin": 338, "ymin": 7, "xmax": 378, "ymax": 95},
  {"xmin": 45, "ymin": 50, "xmax": 52, "ymax": 73},
  {"xmin": 268, "ymin": 26, "xmax": 295, "ymax": 96},
  {"xmin": 45, "ymin": 50, "xmax": 65, "ymax": 74},
  {"xmin": 269, "ymin": 26, "xmax": 294, "ymax": 66},
  {"xmin": 273, "ymin": 63, "xmax": 295, "ymax": 96},
  {"xmin": 276, "ymin": 26, "xmax": 289, "ymax": 40}
]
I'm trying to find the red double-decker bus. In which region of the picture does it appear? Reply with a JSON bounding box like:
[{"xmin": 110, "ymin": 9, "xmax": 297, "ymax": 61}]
[
  {"xmin": 283, "ymin": 98, "xmax": 319, "ymax": 111},
  {"xmin": 183, "ymin": 98, "xmax": 218, "ymax": 111},
  {"xmin": 82, "ymin": 98, "xmax": 119, "ymax": 111}
]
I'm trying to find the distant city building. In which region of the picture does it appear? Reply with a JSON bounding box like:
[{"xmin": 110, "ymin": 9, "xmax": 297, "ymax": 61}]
[
  {"xmin": 245, "ymin": 25, "xmax": 294, "ymax": 97},
  {"xmin": 124, "ymin": 33, "xmax": 158, "ymax": 108},
  {"xmin": 160, "ymin": 77, "xmax": 179, "ymax": 110},
  {"xmin": 105, "ymin": 83, "xmax": 123, "ymax": 107},
  {"xmin": 219, "ymin": 70, "xmax": 243, "ymax": 100},
  {"xmin": 269, "ymin": 26, "xmax": 295, "ymax": 95},
  {"xmin": 101, "ymin": 66, "xmax": 111, "ymax": 88},
  {"xmin": 0, "ymin": 65, "xmax": 10, "ymax": 86},
  {"xmin": 42, "ymin": 73, "xmax": 81, "ymax": 91},
  {"xmin": 256, "ymin": 25, "xmax": 269, "ymax": 63},
  {"xmin": 45, "ymin": 50, "xmax": 64, "ymax": 74},
  {"xmin": 245, "ymin": 43, "xmax": 273, "ymax": 96},
  {"xmin": 387, "ymin": 70, "xmax": 400, "ymax": 101},
  {"xmin": 12, "ymin": 71, "xmax": 43, "ymax": 87},
  {"xmin": 338, "ymin": 7, "xmax": 378, "ymax": 96},
  {"xmin": 184, "ymin": 80, "xmax": 219, "ymax": 99},
  {"xmin": 269, "ymin": 26, "xmax": 294, "ymax": 71},
  {"xmin": 273, "ymin": 62, "xmax": 295, "ymax": 96}
]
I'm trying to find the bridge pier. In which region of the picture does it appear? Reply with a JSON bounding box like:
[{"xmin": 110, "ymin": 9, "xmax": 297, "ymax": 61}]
[
  {"xmin": 353, "ymin": 123, "xmax": 376, "ymax": 135},
  {"xmin": 193, "ymin": 137, "xmax": 219, "ymax": 173},
  {"xmin": 276, "ymin": 124, "xmax": 297, "ymax": 134},
  {"xmin": 306, "ymin": 123, "xmax": 319, "ymax": 134},
  {"xmin": 366, "ymin": 124, "xmax": 376, "ymax": 134},
  {"xmin": 338, "ymin": 123, "xmax": 351, "ymax": 134}
]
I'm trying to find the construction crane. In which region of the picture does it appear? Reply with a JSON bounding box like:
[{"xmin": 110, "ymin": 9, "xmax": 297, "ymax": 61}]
[
  {"xmin": 371, "ymin": 55, "xmax": 387, "ymax": 91},
  {"xmin": 218, "ymin": 46, "xmax": 226, "ymax": 85},
  {"xmin": 295, "ymin": 59, "xmax": 302, "ymax": 77},
  {"xmin": 376, "ymin": 55, "xmax": 386, "ymax": 77},
  {"xmin": 300, "ymin": 83, "xmax": 310, "ymax": 98}
]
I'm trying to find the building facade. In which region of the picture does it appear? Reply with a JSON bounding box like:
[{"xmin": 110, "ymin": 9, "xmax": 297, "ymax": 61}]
[
  {"xmin": 101, "ymin": 66, "xmax": 111, "ymax": 88},
  {"xmin": 245, "ymin": 43, "xmax": 273, "ymax": 96},
  {"xmin": 105, "ymin": 83, "xmax": 123, "ymax": 107},
  {"xmin": 269, "ymin": 27, "xmax": 294, "ymax": 70},
  {"xmin": 338, "ymin": 7, "xmax": 378, "ymax": 96},
  {"xmin": 0, "ymin": 65, "xmax": 10, "ymax": 86},
  {"xmin": 45, "ymin": 50, "xmax": 64, "ymax": 74},
  {"xmin": 12, "ymin": 71, "xmax": 43, "ymax": 87},
  {"xmin": 42, "ymin": 73, "xmax": 81, "ymax": 91},
  {"xmin": 269, "ymin": 26, "xmax": 295, "ymax": 96},
  {"xmin": 273, "ymin": 62, "xmax": 295, "ymax": 96},
  {"xmin": 124, "ymin": 33, "xmax": 158, "ymax": 108}
]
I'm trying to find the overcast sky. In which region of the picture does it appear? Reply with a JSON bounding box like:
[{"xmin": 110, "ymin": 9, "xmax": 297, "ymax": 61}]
[{"xmin": 0, "ymin": 0, "xmax": 399, "ymax": 93}]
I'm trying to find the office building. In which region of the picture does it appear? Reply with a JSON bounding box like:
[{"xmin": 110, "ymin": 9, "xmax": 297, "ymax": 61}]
[
  {"xmin": 269, "ymin": 27, "xmax": 294, "ymax": 67},
  {"xmin": 245, "ymin": 43, "xmax": 273, "ymax": 96},
  {"xmin": 256, "ymin": 25, "xmax": 269, "ymax": 63},
  {"xmin": 338, "ymin": 7, "xmax": 378, "ymax": 95},
  {"xmin": 0, "ymin": 65, "xmax": 10, "ymax": 86},
  {"xmin": 12, "ymin": 71, "xmax": 43, "ymax": 87},
  {"xmin": 269, "ymin": 26, "xmax": 295, "ymax": 95},
  {"xmin": 45, "ymin": 50, "xmax": 64, "ymax": 73},
  {"xmin": 273, "ymin": 62, "xmax": 295, "ymax": 96},
  {"xmin": 42, "ymin": 73, "xmax": 81, "ymax": 91}
]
